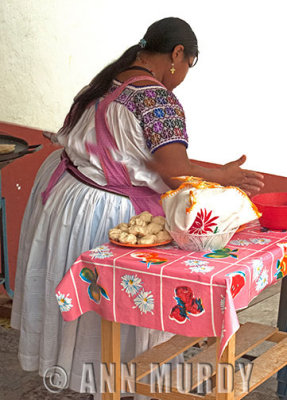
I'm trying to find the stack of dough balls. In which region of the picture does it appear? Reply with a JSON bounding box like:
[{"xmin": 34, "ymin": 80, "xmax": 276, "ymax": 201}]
[{"xmin": 109, "ymin": 211, "xmax": 172, "ymax": 245}]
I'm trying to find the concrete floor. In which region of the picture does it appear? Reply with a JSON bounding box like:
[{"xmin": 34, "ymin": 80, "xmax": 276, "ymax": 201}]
[{"xmin": 0, "ymin": 291, "xmax": 284, "ymax": 399}]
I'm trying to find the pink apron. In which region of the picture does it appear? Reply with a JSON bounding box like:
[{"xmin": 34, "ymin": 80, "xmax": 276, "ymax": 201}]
[{"xmin": 42, "ymin": 75, "xmax": 166, "ymax": 216}]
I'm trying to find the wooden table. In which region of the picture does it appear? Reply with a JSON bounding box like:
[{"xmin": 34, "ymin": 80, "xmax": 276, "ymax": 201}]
[
  {"xmin": 56, "ymin": 222, "xmax": 287, "ymax": 399},
  {"xmin": 101, "ymin": 277, "xmax": 287, "ymax": 399}
]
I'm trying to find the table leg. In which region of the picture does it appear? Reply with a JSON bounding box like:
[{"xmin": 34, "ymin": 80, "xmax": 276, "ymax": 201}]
[
  {"xmin": 277, "ymin": 276, "xmax": 287, "ymax": 399},
  {"xmin": 216, "ymin": 334, "xmax": 235, "ymax": 400},
  {"xmin": 0, "ymin": 195, "xmax": 13, "ymax": 298},
  {"xmin": 101, "ymin": 318, "xmax": 121, "ymax": 400}
]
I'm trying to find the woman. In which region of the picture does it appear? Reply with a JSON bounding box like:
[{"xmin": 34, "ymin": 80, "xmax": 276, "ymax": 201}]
[{"xmin": 11, "ymin": 17, "xmax": 264, "ymax": 399}]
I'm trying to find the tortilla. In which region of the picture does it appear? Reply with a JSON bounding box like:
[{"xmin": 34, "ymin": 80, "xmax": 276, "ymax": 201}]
[{"xmin": 0, "ymin": 144, "xmax": 16, "ymax": 154}]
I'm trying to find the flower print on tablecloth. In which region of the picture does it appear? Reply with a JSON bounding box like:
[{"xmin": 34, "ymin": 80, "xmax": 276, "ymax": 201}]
[
  {"xmin": 121, "ymin": 274, "xmax": 154, "ymax": 314},
  {"xmin": 183, "ymin": 259, "xmax": 214, "ymax": 274},
  {"xmin": 230, "ymin": 237, "xmax": 271, "ymax": 247},
  {"xmin": 252, "ymin": 259, "xmax": 264, "ymax": 281},
  {"xmin": 80, "ymin": 267, "xmax": 110, "ymax": 303},
  {"xmin": 89, "ymin": 245, "xmax": 113, "ymax": 260},
  {"xmin": 249, "ymin": 238, "xmax": 271, "ymax": 245},
  {"xmin": 188, "ymin": 209, "xmax": 219, "ymax": 234},
  {"xmin": 250, "ymin": 258, "xmax": 268, "ymax": 292},
  {"xmin": 56, "ymin": 291, "xmax": 73, "ymax": 312},
  {"xmin": 230, "ymin": 239, "xmax": 251, "ymax": 247},
  {"xmin": 169, "ymin": 286, "xmax": 205, "ymax": 324},
  {"xmin": 275, "ymin": 242, "xmax": 287, "ymax": 279},
  {"xmin": 131, "ymin": 251, "xmax": 168, "ymax": 269},
  {"xmin": 204, "ymin": 248, "xmax": 238, "ymax": 259},
  {"xmin": 133, "ymin": 289, "xmax": 154, "ymax": 314},
  {"xmin": 226, "ymin": 271, "xmax": 246, "ymax": 298},
  {"xmin": 256, "ymin": 269, "xmax": 268, "ymax": 292},
  {"xmin": 121, "ymin": 275, "xmax": 143, "ymax": 297}
]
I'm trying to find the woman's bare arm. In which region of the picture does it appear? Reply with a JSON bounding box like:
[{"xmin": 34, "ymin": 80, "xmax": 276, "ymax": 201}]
[{"xmin": 147, "ymin": 143, "xmax": 264, "ymax": 195}]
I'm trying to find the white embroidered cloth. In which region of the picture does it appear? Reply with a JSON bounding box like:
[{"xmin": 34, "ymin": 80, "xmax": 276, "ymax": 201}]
[{"xmin": 161, "ymin": 177, "xmax": 261, "ymax": 250}]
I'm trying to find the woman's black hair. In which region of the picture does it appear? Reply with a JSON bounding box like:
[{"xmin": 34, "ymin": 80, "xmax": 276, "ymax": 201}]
[{"xmin": 63, "ymin": 17, "xmax": 198, "ymax": 131}]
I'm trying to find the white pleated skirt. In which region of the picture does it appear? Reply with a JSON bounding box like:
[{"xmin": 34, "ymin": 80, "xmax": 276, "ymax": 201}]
[{"xmin": 11, "ymin": 149, "xmax": 178, "ymax": 399}]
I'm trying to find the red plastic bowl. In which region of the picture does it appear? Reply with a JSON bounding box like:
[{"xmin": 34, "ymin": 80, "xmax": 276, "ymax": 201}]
[{"xmin": 252, "ymin": 192, "xmax": 287, "ymax": 230}]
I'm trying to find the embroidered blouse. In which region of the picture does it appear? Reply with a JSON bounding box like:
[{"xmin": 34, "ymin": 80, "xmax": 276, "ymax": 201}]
[
  {"xmin": 56, "ymin": 81, "xmax": 189, "ymax": 194},
  {"xmin": 109, "ymin": 80, "xmax": 188, "ymax": 153}
]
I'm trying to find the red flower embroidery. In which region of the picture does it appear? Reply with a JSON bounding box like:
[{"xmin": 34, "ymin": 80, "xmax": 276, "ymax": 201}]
[{"xmin": 189, "ymin": 209, "xmax": 219, "ymax": 235}]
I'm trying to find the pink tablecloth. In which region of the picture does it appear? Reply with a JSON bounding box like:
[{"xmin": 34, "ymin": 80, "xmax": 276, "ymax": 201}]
[{"xmin": 56, "ymin": 222, "xmax": 287, "ymax": 357}]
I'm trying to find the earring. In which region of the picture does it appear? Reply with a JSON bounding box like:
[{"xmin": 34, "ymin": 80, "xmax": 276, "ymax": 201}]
[{"xmin": 170, "ymin": 63, "xmax": 176, "ymax": 74}]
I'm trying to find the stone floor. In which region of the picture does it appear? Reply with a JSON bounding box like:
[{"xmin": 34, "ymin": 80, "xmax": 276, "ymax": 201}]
[{"xmin": 0, "ymin": 291, "xmax": 284, "ymax": 399}]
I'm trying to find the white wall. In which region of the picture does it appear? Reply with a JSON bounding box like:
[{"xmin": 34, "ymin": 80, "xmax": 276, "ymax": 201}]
[{"xmin": 0, "ymin": 0, "xmax": 286, "ymax": 176}]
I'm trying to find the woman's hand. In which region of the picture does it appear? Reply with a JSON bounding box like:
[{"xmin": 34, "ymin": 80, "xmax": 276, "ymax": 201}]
[{"xmin": 220, "ymin": 155, "xmax": 264, "ymax": 196}]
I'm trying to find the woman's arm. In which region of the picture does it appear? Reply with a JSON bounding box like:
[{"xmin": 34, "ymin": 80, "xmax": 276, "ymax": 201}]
[{"xmin": 147, "ymin": 143, "xmax": 264, "ymax": 195}]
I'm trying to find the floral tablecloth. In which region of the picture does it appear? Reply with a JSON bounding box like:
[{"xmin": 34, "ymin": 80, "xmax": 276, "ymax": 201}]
[{"xmin": 56, "ymin": 221, "xmax": 287, "ymax": 357}]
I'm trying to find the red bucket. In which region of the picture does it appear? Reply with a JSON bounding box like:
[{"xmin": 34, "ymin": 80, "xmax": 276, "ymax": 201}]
[{"xmin": 252, "ymin": 192, "xmax": 287, "ymax": 230}]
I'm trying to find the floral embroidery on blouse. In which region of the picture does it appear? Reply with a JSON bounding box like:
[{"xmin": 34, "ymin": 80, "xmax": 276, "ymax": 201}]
[{"xmin": 109, "ymin": 82, "xmax": 188, "ymax": 153}]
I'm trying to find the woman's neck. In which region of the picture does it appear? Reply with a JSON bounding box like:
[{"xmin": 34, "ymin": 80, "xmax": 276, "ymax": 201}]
[
  {"xmin": 133, "ymin": 52, "xmax": 169, "ymax": 83},
  {"xmin": 115, "ymin": 53, "xmax": 170, "ymax": 86},
  {"xmin": 124, "ymin": 65, "xmax": 155, "ymax": 76}
]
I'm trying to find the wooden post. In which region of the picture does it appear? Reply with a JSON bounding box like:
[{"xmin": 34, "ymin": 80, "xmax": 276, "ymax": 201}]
[
  {"xmin": 101, "ymin": 318, "xmax": 121, "ymax": 400},
  {"xmin": 277, "ymin": 276, "xmax": 287, "ymax": 398},
  {"xmin": 216, "ymin": 334, "xmax": 235, "ymax": 400}
]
